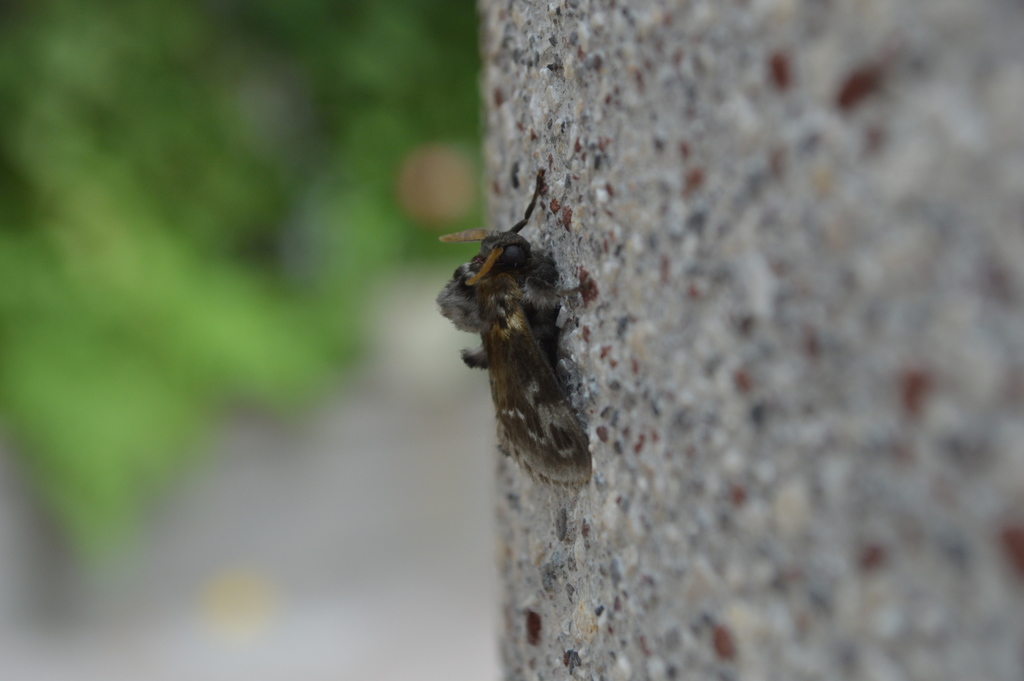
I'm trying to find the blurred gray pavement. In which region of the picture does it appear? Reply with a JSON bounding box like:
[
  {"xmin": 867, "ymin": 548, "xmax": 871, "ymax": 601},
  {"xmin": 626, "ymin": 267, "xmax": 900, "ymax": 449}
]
[{"xmin": 0, "ymin": 271, "xmax": 500, "ymax": 681}]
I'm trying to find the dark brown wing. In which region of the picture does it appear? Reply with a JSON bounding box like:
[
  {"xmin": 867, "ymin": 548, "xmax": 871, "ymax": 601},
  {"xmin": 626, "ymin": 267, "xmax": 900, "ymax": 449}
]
[{"xmin": 483, "ymin": 304, "xmax": 591, "ymax": 486}]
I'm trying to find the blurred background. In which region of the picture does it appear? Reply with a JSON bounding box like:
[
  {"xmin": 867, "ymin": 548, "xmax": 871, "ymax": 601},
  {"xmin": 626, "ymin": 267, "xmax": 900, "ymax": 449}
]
[{"xmin": 0, "ymin": 0, "xmax": 499, "ymax": 678}]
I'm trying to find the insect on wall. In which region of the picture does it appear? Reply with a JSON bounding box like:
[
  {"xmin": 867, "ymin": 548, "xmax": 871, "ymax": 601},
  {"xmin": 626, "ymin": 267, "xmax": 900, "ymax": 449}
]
[{"xmin": 435, "ymin": 170, "xmax": 592, "ymax": 486}]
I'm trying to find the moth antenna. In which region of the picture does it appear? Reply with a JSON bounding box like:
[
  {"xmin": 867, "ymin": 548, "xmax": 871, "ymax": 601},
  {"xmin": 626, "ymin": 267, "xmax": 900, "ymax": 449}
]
[
  {"xmin": 439, "ymin": 227, "xmax": 490, "ymax": 243},
  {"xmin": 508, "ymin": 169, "xmax": 545, "ymax": 234}
]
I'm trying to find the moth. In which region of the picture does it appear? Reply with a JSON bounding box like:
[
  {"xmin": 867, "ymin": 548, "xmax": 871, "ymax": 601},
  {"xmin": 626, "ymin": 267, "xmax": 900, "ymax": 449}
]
[{"xmin": 436, "ymin": 169, "xmax": 592, "ymax": 486}]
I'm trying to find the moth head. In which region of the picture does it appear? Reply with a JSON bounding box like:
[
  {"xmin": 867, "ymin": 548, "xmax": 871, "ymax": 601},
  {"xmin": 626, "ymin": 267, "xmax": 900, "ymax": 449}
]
[
  {"xmin": 439, "ymin": 232, "xmax": 530, "ymax": 286},
  {"xmin": 439, "ymin": 169, "xmax": 544, "ymax": 285},
  {"xmin": 459, "ymin": 232, "xmax": 534, "ymax": 285}
]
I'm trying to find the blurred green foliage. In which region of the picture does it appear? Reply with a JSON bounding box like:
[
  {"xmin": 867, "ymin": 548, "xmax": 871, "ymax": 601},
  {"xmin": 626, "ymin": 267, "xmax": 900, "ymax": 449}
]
[{"xmin": 0, "ymin": 0, "xmax": 480, "ymax": 552}]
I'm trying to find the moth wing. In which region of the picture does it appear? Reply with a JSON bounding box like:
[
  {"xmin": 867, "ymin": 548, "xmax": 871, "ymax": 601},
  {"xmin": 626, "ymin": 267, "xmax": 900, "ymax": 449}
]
[{"xmin": 488, "ymin": 318, "xmax": 592, "ymax": 486}]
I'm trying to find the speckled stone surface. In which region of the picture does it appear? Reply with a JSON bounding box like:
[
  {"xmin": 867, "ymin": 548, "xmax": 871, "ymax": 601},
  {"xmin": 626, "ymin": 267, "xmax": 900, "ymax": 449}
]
[{"xmin": 480, "ymin": 1, "xmax": 1024, "ymax": 680}]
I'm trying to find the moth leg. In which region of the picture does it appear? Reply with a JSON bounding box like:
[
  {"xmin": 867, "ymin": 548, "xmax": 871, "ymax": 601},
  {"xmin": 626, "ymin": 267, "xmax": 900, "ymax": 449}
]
[
  {"xmin": 461, "ymin": 345, "xmax": 489, "ymax": 369},
  {"xmin": 522, "ymin": 276, "xmax": 566, "ymax": 311},
  {"xmin": 524, "ymin": 278, "xmax": 586, "ymax": 322},
  {"xmin": 519, "ymin": 249, "xmax": 563, "ymax": 310},
  {"xmin": 436, "ymin": 274, "xmax": 485, "ymax": 333}
]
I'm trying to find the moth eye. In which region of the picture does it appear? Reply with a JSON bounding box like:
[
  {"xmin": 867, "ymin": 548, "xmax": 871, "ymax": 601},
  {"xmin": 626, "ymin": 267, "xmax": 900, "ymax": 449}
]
[{"xmin": 501, "ymin": 244, "xmax": 526, "ymax": 268}]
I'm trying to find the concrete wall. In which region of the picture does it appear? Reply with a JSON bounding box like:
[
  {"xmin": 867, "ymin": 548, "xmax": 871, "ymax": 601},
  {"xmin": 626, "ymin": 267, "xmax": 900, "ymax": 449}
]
[{"xmin": 480, "ymin": 1, "xmax": 1024, "ymax": 679}]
